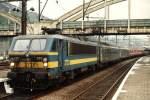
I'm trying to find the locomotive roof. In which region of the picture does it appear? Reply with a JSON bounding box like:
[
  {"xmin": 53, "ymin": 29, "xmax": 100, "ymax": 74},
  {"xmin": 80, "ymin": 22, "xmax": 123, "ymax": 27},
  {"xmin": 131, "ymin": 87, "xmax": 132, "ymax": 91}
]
[
  {"xmin": 14, "ymin": 34, "xmax": 96, "ymax": 46},
  {"xmin": 14, "ymin": 35, "xmax": 129, "ymax": 50}
]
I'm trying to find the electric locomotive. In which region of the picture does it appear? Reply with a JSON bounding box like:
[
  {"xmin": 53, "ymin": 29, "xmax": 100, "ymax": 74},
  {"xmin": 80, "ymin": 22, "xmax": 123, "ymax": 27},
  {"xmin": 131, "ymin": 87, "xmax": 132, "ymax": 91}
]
[{"xmin": 7, "ymin": 35, "xmax": 130, "ymax": 89}]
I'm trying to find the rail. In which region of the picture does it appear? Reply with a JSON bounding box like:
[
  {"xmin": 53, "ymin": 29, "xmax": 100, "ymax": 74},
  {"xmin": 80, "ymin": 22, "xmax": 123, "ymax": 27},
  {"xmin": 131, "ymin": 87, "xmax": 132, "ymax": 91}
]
[{"xmin": 100, "ymin": 60, "xmax": 135, "ymax": 100}]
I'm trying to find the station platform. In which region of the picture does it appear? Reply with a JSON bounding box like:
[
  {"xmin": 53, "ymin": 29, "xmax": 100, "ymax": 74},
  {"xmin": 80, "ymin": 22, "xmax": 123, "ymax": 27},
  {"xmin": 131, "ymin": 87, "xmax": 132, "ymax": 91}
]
[{"xmin": 112, "ymin": 56, "xmax": 150, "ymax": 100}]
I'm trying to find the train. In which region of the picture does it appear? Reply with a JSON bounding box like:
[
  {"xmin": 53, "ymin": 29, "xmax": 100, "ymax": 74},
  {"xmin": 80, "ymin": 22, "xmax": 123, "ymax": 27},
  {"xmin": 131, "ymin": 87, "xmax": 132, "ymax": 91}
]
[{"xmin": 7, "ymin": 35, "xmax": 143, "ymax": 90}]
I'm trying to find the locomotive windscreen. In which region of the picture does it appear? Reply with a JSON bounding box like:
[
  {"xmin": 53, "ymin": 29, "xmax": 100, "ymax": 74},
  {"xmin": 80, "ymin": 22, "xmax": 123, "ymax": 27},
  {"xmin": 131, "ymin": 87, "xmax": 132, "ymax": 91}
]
[{"xmin": 13, "ymin": 39, "xmax": 47, "ymax": 51}]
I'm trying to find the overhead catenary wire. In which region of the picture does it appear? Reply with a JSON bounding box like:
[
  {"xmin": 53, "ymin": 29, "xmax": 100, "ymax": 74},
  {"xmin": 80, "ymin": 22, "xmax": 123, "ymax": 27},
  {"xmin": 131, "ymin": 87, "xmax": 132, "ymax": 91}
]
[
  {"xmin": 40, "ymin": 0, "xmax": 66, "ymax": 17},
  {"xmin": 40, "ymin": 0, "xmax": 49, "ymax": 18},
  {"xmin": 84, "ymin": 0, "xmax": 94, "ymax": 16},
  {"xmin": 56, "ymin": 0, "xmax": 66, "ymax": 11}
]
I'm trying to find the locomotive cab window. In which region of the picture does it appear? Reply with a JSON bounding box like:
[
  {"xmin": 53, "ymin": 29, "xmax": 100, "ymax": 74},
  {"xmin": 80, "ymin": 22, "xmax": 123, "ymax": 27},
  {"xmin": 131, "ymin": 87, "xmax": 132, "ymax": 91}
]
[
  {"xmin": 13, "ymin": 39, "xmax": 30, "ymax": 51},
  {"xmin": 30, "ymin": 39, "xmax": 46, "ymax": 51},
  {"xmin": 13, "ymin": 38, "xmax": 47, "ymax": 51}
]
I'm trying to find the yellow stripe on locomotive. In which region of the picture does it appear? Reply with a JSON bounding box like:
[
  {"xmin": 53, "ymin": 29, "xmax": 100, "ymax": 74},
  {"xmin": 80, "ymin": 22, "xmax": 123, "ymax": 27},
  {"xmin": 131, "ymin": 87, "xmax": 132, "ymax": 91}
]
[
  {"xmin": 9, "ymin": 52, "xmax": 58, "ymax": 56},
  {"xmin": 9, "ymin": 51, "xmax": 97, "ymax": 68}
]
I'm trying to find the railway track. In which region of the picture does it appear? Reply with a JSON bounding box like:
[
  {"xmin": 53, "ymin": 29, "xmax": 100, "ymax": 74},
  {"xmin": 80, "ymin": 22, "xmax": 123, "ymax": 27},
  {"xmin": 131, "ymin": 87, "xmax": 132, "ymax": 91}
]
[
  {"xmin": 0, "ymin": 60, "xmax": 9, "ymax": 70},
  {"xmin": 0, "ymin": 63, "xmax": 9, "ymax": 70},
  {"xmin": 0, "ymin": 66, "xmax": 9, "ymax": 70},
  {"xmin": 71, "ymin": 59, "xmax": 137, "ymax": 100},
  {"xmin": 100, "ymin": 62, "xmax": 134, "ymax": 100}
]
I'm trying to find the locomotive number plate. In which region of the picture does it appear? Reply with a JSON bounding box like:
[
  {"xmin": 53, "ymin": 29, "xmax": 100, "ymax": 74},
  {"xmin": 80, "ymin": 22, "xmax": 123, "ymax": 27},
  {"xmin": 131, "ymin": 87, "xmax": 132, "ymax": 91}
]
[{"xmin": 26, "ymin": 62, "xmax": 37, "ymax": 68}]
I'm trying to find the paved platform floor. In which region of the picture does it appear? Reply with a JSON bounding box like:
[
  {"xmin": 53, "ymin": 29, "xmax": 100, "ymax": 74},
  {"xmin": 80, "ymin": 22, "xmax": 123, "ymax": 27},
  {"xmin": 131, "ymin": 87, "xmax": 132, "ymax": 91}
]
[{"xmin": 112, "ymin": 56, "xmax": 150, "ymax": 100}]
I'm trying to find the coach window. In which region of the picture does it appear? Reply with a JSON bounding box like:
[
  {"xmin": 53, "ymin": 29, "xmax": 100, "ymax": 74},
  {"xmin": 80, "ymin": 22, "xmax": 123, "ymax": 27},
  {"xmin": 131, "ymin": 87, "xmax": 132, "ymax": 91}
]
[{"xmin": 69, "ymin": 42, "xmax": 96, "ymax": 55}]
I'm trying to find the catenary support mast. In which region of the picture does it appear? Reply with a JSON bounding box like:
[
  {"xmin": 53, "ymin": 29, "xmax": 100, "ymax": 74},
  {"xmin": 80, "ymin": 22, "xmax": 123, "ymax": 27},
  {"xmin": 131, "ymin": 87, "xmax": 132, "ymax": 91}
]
[{"xmin": 21, "ymin": 0, "xmax": 27, "ymax": 35}]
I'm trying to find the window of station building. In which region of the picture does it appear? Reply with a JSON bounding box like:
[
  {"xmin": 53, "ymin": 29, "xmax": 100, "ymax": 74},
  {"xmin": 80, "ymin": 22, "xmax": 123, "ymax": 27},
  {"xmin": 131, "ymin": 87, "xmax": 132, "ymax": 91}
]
[{"xmin": 30, "ymin": 39, "xmax": 46, "ymax": 51}]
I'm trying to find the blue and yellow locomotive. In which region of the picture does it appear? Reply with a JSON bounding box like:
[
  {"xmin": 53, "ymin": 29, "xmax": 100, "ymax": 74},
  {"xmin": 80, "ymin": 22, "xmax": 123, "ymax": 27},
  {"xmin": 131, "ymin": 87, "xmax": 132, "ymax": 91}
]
[{"xmin": 7, "ymin": 35, "xmax": 130, "ymax": 89}]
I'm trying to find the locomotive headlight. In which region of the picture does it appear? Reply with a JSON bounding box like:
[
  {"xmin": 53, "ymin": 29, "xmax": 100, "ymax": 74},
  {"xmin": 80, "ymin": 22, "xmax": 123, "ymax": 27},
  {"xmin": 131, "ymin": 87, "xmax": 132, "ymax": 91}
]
[
  {"xmin": 43, "ymin": 58, "xmax": 48, "ymax": 68},
  {"xmin": 43, "ymin": 62, "xmax": 48, "ymax": 67},
  {"xmin": 10, "ymin": 62, "xmax": 15, "ymax": 67}
]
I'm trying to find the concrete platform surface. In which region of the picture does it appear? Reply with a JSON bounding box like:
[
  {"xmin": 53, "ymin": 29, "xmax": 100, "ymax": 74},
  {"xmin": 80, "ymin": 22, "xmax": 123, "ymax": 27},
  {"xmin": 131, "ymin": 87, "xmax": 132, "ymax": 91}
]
[{"xmin": 112, "ymin": 56, "xmax": 150, "ymax": 100}]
